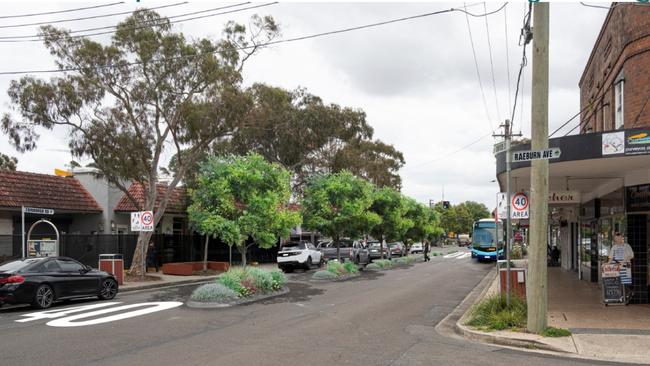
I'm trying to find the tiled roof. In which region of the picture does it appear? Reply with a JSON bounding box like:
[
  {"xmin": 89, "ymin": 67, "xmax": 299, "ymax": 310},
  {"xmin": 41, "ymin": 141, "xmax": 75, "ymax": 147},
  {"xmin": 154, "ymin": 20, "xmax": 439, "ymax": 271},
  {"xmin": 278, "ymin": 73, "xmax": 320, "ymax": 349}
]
[
  {"xmin": 0, "ymin": 170, "xmax": 102, "ymax": 212},
  {"xmin": 114, "ymin": 183, "xmax": 187, "ymax": 214}
]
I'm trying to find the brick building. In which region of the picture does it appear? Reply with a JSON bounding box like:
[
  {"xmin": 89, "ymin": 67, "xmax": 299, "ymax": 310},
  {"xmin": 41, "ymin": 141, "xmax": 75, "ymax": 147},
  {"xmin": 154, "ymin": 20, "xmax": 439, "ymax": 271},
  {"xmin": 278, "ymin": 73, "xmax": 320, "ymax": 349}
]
[{"xmin": 579, "ymin": 3, "xmax": 650, "ymax": 133}]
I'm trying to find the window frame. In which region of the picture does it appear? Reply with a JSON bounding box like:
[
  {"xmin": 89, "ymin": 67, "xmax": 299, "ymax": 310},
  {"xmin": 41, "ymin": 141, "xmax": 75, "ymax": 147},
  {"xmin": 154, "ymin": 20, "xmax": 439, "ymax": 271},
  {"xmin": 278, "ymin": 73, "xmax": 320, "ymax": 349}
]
[{"xmin": 614, "ymin": 71, "xmax": 625, "ymax": 130}]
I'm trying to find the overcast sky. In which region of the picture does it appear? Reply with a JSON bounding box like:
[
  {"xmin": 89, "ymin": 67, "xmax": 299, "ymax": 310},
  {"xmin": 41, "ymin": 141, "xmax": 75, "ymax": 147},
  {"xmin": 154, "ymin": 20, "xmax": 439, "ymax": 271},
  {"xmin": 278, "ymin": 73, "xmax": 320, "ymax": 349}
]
[{"xmin": 0, "ymin": 1, "xmax": 611, "ymax": 209}]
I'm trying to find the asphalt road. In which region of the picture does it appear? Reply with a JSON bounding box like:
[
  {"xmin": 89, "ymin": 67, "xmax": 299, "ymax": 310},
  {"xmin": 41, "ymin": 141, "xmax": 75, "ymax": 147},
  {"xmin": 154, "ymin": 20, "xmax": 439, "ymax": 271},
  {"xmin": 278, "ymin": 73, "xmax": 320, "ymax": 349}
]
[{"xmin": 0, "ymin": 247, "xmax": 631, "ymax": 366}]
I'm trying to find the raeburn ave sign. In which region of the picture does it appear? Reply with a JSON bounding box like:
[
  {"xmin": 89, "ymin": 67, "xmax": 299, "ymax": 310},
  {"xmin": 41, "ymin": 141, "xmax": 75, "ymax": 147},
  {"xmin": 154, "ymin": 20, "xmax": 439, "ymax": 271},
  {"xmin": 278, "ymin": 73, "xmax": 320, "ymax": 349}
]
[{"xmin": 512, "ymin": 148, "xmax": 561, "ymax": 162}]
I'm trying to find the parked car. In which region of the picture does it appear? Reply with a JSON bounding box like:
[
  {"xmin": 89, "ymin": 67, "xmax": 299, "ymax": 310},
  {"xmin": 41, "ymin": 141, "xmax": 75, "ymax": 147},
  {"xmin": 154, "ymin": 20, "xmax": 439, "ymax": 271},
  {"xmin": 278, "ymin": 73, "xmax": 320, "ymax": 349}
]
[
  {"xmin": 317, "ymin": 239, "xmax": 370, "ymax": 265},
  {"xmin": 388, "ymin": 242, "xmax": 407, "ymax": 257},
  {"xmin": 277, "ymin": 241, "xmax": 322, "ymax": 273},
  {"xmin": 368, "ymin": 241, "xmax": 392, "ymax": 260},
  {"xmin": 458, "ymin": 234, "xmax": 471, "ymax": 246},
  {"xmin": 410, "ymin": 242, "xmax": 423, "ymax": 254},
  {"xmin": 0, "ymin": 257, "xmax": 118, "ymax": 309}
]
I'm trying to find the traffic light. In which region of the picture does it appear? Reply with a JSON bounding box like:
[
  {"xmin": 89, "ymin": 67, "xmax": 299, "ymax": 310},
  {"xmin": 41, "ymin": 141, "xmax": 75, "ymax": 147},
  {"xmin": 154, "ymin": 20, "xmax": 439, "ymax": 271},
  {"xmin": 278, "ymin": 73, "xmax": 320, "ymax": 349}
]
[{"xmin": 442, "ymin": 201, "xmax": 450, "ymax": 209}]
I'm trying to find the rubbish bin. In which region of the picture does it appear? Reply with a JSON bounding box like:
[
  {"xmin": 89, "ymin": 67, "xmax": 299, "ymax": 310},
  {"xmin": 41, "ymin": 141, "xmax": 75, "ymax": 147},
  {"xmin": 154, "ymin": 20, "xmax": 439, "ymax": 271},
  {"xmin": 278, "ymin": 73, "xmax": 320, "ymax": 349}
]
[
  {"xmin": 99, "ymin": 254, "xmax": 124, "ymax": 285},
  {"xmin": 499, "ymin": 268, "xmax": 527, "ymax": 299}
]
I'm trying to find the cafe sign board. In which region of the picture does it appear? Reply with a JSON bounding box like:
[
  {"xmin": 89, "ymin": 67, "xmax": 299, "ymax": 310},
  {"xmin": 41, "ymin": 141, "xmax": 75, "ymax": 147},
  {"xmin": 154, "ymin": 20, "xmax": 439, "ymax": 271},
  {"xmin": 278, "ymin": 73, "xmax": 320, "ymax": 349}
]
[{"xmin": 548, "ymin": 191, "xmax": 581, "ymax": 204}]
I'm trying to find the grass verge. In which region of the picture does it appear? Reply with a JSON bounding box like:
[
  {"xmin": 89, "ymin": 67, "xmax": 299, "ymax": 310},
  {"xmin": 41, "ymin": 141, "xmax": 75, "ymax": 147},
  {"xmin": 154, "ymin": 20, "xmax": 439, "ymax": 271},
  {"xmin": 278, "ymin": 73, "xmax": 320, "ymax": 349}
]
[{"xmin": 466, "ymin": 294, "xmax": 527, "ymax": 331}]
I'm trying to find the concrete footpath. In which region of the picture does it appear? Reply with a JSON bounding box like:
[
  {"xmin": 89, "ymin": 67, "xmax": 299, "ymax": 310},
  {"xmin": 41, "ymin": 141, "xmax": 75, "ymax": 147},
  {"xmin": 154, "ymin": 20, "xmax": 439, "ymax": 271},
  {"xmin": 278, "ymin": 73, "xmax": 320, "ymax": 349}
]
[{"xmin": 455, "ymin": 268, "xmax": 650, "ymax": 365}]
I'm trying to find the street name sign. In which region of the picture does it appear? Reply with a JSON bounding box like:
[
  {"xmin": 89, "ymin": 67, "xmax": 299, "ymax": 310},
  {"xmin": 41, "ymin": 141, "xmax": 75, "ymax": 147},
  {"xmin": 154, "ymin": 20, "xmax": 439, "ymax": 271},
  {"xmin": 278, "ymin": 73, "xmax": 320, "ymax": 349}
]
[
  {"xmin": 512, "ymin": 148, "xmax": 561, "ymax": 162},
  {"xmin": 23, "ymin": 207, "xmax": 54, "ymax": 215},
  {"xmin": 493, "ymin": 140, "xmax": 507, "ymax": 156}
]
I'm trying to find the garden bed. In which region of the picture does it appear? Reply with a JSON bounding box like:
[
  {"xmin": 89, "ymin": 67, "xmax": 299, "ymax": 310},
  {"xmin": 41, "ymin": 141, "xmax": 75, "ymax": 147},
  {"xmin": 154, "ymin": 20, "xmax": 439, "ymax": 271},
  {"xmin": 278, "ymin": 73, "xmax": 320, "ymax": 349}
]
[
  {"xmin": 186, "ymin": 267, "xmax": 288, "ymax": 308},
  {"xmin": 311, "ymin": 261, "xmax": 360, "ymax": 281},
  {"xmin": 162, "ymin": 261, "xmax": 230, "ymax": 276}
]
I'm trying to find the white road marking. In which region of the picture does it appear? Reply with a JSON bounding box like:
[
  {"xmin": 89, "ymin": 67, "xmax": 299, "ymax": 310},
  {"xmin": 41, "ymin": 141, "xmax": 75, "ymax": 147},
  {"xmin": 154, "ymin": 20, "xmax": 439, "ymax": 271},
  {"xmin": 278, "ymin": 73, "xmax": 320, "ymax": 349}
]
[
  {"xmin": 46, "ymin": 302, "xmax": 183, "ymax": 327},
  {"xmin": 457, "ymin": 252, "xmax": 471, "ymax": 259},
  {"xmin": 16, "ymin": 302, "xmax": 121, "ymax": 323},
  {"xmin": 443, "ymin": 252, "xmax": 464, "ymax": 259}
]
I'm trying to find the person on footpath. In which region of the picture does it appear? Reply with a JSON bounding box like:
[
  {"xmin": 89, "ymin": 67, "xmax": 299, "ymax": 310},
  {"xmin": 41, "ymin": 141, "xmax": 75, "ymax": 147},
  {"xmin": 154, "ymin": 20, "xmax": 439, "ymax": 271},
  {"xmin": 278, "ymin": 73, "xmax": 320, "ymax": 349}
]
[
  {"xmin": 608, "ymin": 232, "xmax": 634, "ymax": 289},
  {"xmin": 423, "ymin": 240, "xmax": 430, "ymax": 262},
  {"xmin": 147, "ymin": 240, "xmax": 159, "ymax": 272}
]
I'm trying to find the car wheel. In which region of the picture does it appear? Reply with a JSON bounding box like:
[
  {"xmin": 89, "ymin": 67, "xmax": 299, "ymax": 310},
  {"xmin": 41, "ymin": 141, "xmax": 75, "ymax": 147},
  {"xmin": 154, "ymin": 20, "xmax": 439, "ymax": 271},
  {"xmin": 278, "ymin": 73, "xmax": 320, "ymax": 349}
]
[
  {"xmin": 33, "ymin": 284, "xmax": 55, "ymax": 309},
  {"xmin": 319, "ymin": 257, "xmax": 324, "ymax": 267},
  {"xmin": 306, "ymin": 257, "xmax": 312, "ymax": 270},
  {"xmin": 98, "ymin": 278, "xmax": 118, "ymax": 300}
]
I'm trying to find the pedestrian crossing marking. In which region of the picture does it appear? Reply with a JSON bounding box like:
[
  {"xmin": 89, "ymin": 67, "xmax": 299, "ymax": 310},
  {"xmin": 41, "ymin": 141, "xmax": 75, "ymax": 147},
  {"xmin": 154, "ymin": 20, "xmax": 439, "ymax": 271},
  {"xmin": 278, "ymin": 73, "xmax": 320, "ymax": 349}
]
[{"xmin": 443, "ymin": 252, "xmax": 471, "ymax": 259}]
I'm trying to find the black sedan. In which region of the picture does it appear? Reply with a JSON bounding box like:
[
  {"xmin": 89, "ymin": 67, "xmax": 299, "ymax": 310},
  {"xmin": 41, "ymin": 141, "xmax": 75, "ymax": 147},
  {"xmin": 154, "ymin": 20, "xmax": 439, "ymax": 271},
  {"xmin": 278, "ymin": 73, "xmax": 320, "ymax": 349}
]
[{"xmin": 0, "ymin": 256, "xmax": 118, "ymax": 309}]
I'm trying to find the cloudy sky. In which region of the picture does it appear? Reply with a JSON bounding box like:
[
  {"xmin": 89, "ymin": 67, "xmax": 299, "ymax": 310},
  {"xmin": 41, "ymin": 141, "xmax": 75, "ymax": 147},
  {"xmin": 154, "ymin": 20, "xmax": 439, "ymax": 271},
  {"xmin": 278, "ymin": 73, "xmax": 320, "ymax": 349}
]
[{"xmin": 0, "ymin": 0, "xmax": 611, "ymax": 209}]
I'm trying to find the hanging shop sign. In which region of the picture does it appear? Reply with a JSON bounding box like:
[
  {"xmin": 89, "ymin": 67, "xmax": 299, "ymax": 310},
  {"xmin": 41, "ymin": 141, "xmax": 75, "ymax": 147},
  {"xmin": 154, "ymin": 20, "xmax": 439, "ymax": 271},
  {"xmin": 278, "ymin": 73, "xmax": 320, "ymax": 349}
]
[
  {"xmin": 602, "ymin": 131, "xmax": 625, "ymax": 156},
  {"xmin": 626, "ymin": 184, "xmax": 650, "ymax": 213},
  {"xmin": 625, "ymin": 130, "xmax": 650, "ymax": 156},
  {"xmin": 548, "ymin": 191, "xmax": 581, "ymax": 204},
  {"xmin": 130, "ymin": 211, "xmax": 154, "ymax": 232}
]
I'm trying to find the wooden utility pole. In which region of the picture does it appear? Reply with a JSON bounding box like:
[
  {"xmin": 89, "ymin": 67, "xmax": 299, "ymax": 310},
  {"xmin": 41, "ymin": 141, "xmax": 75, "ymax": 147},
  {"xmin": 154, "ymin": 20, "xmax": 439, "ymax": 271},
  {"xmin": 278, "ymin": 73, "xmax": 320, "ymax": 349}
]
[{"xmin": 527, "ymin": 1, "xmax": 550, "ymax": 333}]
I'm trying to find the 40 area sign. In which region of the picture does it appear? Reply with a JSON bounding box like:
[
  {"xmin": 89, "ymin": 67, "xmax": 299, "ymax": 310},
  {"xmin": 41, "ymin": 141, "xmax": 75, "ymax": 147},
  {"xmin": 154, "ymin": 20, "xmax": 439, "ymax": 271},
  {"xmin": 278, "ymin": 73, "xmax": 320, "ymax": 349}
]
[
  {"xmin": 130, "ymin": 211, "xmax": 154, "ymax": 232},
  {"xmin": 511, "ymin": 192, "xmax": 529, "ymax": 219}
]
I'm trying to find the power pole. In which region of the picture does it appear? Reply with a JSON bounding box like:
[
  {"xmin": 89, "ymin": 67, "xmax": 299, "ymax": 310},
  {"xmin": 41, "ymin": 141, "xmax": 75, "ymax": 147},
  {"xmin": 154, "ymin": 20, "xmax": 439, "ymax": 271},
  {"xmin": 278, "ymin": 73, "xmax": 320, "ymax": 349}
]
[
  {"xmin": 493, "ymin": 120, "xmax": 521, "ymax": 306},
  {"xmin": 528, "ymin": 1, "xmax": 550, "ymax": 334}
]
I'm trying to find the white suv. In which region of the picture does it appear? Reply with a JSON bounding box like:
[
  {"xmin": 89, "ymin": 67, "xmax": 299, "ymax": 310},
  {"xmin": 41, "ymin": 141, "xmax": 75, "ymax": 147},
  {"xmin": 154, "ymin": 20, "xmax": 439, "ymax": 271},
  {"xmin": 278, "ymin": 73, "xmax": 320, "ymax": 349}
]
[{"xmin": 277, "ymin": 241, "xmax": 322, "ymax": 273}]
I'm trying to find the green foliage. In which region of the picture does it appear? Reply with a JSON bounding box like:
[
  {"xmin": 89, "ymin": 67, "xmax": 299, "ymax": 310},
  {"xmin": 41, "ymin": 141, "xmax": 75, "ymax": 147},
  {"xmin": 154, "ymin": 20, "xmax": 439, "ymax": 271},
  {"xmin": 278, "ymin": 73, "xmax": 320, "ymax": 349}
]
[
  {"xmin": 434, "ymin": 201, "xmax": 490, "ymax": 236},
  {"xmin": 190, "ymin": 283, "xmax": 238, "ymax": 303},
  {"xmin": 219, "ymin": 83, "xmax": 405, "ymax": 193},
  {"xmin": 395, "ymin": 258, "xmax": 408, "ymax": 266},
  {"xmin": 326, "ymin": 261, "xmax": 348, "ymax": 276},
  {"xmin": 403, "ymin": 256, "xmax": 417, "ymax": 264},
  {"xmin": 218, "ymin": 267, "xmax": 285, "ymax": 297},
  {"xmin": 0, "ymin": 8, "xmax": 280, "ymax": 275},
  {"xmin": 312, "ymin": 270, "xmax": 338, "ymax": 280},
  {"xmin": 188, "ymin": 154, "xmax": 301, "ymax": 266},
  {"xmin": 0, "ymin": 153, "xmax": 17, "ymax": 171},
  {"xmin": 403, "ymin": 198, "xmax": 440, "ymax": 243},
  {"xmin": 374, "ymin": 259, "xmax": 392, "ymax": 269},
  {"xmin": 541, "ymin": 327, "xmax": 572, "ymax": 337},
  {"xmin": 466, "ymin": 295, "xmax": 527, "ymax": 331},
  {"xmin": 365, "ymin": 263, "xmax": 381, "ymax": 270},
  {"xmin": 302, "ymin": 171, "xmax": 380, "ymax": 259},
  {"xmin": 369, "ymin": 187, "xmax": 413, "ymax": 244},
  {"xmin": 343, "ymin": 261, "xmax": 359, "ymax": 274}
]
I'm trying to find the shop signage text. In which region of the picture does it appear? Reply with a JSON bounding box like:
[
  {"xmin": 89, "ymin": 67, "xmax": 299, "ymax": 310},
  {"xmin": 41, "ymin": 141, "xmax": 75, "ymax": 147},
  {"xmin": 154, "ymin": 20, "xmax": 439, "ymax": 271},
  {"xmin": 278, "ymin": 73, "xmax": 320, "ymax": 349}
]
[
  {"xmin": 512, "ymin": 148, "xmax": 561, "ymax": 162},
  {"xmin": 602, "ymin": 130, "xmax": 650, "ymax": 157},
  {"xmin": 23, "ymin": 207, "xmax": 54, "ymax": 215},
  {"xmin": 548, "ymin": 191, "xmax": 581, "ymax": 204},
  {"xmin": 626, "ymin": 184, "xmax": 650, "ymax": 213}
]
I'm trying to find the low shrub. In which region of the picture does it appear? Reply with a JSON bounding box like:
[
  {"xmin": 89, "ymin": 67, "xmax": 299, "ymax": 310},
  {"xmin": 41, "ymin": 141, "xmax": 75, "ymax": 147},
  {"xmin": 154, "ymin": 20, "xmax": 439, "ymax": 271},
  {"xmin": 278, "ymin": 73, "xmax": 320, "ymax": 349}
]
[
  {"xmin": 541, "ymin": 327, "xmax": 571, "ymax": 337},
  {"xmin": 365, "ymin": 263, "xmax": 381, "ymax": 270},
  {"xmin": 327, "ymin": 261, "xmax": 347, "ymax": 276},
  {"xmin": 466, "ymin": 294, "xmax": 527, "ymax": 331},
  {"xmin": 374, "ymin": 259, "xmax": 392, "ymax": 269},
  {"xmin": 343, "ymin": 261, "xmax": 359, "ymax": 274},
  {"xmin": 396, "ymin": 258, "xmax": 408, "ymax": 266},
  {"xmin": 190, "ymin": 283, "xmax": 238, "ymax": 303},
  {"xmin": 219, "ymin": 267, "xmax": 285, "ymax": 298},
  {"xmin": 403, "ymin": 256, "xmax": 417, "ymax": 264},
  {"xmin": 312, "ymin": 270, "xmax": 338, "ymax": 280},
  {"xmin": 432, "ymin": 252, "xmax": 441, "ymax": 257}
]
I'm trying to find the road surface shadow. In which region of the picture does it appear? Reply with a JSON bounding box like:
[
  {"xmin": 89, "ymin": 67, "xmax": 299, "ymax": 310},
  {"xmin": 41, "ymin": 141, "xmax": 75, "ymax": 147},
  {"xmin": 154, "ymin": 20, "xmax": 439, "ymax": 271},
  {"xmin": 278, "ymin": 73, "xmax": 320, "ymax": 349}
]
[{"xmin": 253, "ymin": 283, "xmax": 325, "ymax": 305}]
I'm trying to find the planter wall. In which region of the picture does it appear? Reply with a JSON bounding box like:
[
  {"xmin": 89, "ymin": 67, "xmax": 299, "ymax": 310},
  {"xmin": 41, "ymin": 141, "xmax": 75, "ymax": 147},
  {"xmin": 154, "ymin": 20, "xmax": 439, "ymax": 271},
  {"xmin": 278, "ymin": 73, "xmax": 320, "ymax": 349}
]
[{"xmin": 162, "ymin": 261, "xmax": 230, "ymax": 276}]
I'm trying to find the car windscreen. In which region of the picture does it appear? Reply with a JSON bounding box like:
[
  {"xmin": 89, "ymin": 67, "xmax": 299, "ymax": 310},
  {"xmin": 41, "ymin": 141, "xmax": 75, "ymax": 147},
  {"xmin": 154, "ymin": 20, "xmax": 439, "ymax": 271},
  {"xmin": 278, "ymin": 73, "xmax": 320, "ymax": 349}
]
[
  {"xmin": 0, "ymin": 258, "xmax": 44, "ymax": 272},
  {"xmin": 282, "ymin": 243, "xmax": 306, "ymax": 250},
  {"xmin": 368, "ymin": 242, "xmax": 381, "ymax": 247}
]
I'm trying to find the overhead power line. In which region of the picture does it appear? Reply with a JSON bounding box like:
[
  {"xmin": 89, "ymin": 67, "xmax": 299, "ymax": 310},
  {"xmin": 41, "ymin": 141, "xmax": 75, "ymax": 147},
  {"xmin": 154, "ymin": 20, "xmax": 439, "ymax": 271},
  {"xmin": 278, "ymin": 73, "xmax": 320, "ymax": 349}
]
[
  {"xmin": 509, "ymin": 2, "xmax": 532, "ymax": 133},
  {"xmin": 0, "ymin": 2, "xmax": 125, "ymax": 20},
  {"xmin": 0, "ymin": 2, "xmax": 187, "ymax": 29},
  {"xmin": 504, "ymin": 5, "xmax": 512, "ymax": 115},
  {"xmin": 0, "ymin": 3, "xmax": 507, "ymax": 76},
  {"xmin": 0, "ymin": 2, "xmax": 268, "ymax": 42}
]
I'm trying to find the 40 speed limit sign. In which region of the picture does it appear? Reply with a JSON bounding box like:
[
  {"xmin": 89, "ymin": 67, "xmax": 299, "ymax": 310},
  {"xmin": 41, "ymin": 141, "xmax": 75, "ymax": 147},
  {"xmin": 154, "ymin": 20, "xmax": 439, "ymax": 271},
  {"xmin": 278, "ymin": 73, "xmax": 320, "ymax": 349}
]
[{"xmin": 511, "ymin": 192, "xmax": 529, "ymax": 219}]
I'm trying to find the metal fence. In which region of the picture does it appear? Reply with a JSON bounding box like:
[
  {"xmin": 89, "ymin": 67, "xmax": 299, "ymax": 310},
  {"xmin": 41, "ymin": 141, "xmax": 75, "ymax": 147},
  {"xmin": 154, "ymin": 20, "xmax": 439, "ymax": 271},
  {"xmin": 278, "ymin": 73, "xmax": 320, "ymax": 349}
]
[{"xmin": 0, "ymin": 234, "xmax": 279, "ymax": 268}]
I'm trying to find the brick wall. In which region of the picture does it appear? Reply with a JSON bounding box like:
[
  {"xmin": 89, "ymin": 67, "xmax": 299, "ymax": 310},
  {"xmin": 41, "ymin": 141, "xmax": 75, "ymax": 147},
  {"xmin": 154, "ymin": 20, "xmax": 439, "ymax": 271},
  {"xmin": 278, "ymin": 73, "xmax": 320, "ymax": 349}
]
[{"xmin": 579, "ymin": 4, "xmax": 650, "ymax": 133}]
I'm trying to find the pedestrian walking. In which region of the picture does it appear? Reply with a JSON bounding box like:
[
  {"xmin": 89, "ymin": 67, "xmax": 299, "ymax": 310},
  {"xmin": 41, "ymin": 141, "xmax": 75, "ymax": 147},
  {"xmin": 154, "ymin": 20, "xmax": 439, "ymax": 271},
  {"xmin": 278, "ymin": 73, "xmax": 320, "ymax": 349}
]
[
  {"xmin": 424, "ymin": 241, "xmax": 430, "ymax": 262},
  {"xmin": 147, "ymin": 240, "xmax": 159, "ymax": 272}
]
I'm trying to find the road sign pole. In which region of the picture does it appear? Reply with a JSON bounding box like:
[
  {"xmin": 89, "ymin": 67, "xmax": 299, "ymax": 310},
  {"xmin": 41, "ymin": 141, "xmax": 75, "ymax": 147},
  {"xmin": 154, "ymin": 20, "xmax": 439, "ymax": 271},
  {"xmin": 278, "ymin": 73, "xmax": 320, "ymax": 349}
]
[{"xmin": 21, "ymin": 206, "xmax": 25, "ymax": 259}]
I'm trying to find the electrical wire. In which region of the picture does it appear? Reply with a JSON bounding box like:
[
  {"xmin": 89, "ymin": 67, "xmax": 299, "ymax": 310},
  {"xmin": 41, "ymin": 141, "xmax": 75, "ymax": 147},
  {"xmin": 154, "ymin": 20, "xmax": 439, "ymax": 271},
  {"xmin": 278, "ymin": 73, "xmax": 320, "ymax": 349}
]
[
  {"xmin": 0, "ymin": 2, "xmax": 187, "ymax": 29},
  {"xmin": 0, "ymin": 2, "xmax": 125, "ymax": 20},
  {"xmin": 508, "ymin": 2, "xmax": 531, "ymax": 133},
  {"xmin": 0, "ymin": 3, "xmax": 271, "ymax": 43},
  {"xmin": 0, "ymin": 3, "xmax": 508, "ymax": 76},
  {"xmin": 0, "ymin": 1, "xmax": 250, "ymax": 42},
  {"xmin": 463, "ymin": 2, "xmax": 495, "ymax": 133},
  {"xmin": 483, "ymin": 2, "xmax": 501, "ymax": 122}
]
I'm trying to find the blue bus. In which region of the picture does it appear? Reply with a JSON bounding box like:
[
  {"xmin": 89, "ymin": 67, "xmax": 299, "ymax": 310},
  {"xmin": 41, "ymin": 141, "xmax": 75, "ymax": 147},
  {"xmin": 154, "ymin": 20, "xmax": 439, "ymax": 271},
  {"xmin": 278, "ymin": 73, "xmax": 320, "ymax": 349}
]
[{"xmin": 471, "ymin": 218, "xmax": 504, "ymax": 261}]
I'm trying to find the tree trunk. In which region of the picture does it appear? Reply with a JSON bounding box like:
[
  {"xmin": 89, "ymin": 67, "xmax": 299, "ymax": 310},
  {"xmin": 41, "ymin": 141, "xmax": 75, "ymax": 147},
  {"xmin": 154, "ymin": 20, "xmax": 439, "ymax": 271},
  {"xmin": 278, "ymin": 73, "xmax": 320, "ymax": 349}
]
[
  {"xmin": 203, "ymin": 235, "xmax": 209, "ymax": 271},
  {"xmin": 129, "ymin": 231, "xmax": 153, "ymax": 277},
  {"xmin": 238, "ymin": 244, "xmax": 247, "ymax": 267},
  {"xmin": 335, "ymin": 235, "xmax": 341, "ymax": 262}
]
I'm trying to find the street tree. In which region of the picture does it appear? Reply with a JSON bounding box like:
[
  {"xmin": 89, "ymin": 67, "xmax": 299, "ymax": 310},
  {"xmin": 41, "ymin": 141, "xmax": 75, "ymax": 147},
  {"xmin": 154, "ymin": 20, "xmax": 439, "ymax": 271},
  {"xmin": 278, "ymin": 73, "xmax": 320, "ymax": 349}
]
[
  {"xmin": 1, "ymin": 10, "xmax": 279, "ymax": 276},
  {"xmin": 0, "ymin": 153, "xmax": 17, "ymax": 171},
  {"xmin": 187, "ymin": 154, "xmax": 300, "ymax": 267},
  {"xmin": 302, "ymin": 171, "xmax": 380, "ymax": 261},
  {"xmin": 457, "ymin": 201, "xmax": 491, "ymax": 225},
  {"xmin": 403, "ymin": 200, "xmax": 440, "ymax": 245},
  {"xmin": 369, "ymin": 187, "xmax": 412, "ymax": 259},
  {"xmin": 218, "ymin": 83, "xmax": 405, "ymax": 193}
]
